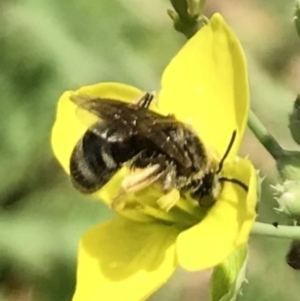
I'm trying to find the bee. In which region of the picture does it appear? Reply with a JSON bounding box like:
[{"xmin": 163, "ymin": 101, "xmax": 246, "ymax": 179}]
[{"xmin": 70, "ymin": 91, "xmax": 247, "ymax": 210}]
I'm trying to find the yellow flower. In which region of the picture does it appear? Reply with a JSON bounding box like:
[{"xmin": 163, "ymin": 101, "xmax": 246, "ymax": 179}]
[{"xmin": 51, "ymin": 14, "xmax": 257, "ymax": 301}]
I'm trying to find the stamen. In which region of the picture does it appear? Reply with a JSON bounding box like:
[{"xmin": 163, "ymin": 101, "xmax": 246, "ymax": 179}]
[
  {"xmin": 157, "ymin": 189, "xmax": 180, "ymax": 212},
  {"xmin": 139, "ymin": 204, "xmax": 196, "ymax": 227},
  {"xmin": 139, "ymin": 204, "xmax": 180, "ymax": 223},
  {"xmin": 175, "ymin": 197, "xmax": 205, "ymax": 219}
]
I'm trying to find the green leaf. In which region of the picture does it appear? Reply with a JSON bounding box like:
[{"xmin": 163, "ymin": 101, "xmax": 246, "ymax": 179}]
[{"xmin": 209, "ymin": 244, "xmax": 248, "ymax": 301}]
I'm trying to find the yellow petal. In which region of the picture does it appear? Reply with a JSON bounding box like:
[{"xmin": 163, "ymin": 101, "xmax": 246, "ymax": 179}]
[
  {"xmin": 176, "ymin": 158, "xmax": 256, "ymax": 271},
  {"xmin": 159, "ymin": 13, "xmax": 249, "ymax": 160},
  {"xmin": 73, "ymin": 217, "xmax": 179, "ymax": 301}
]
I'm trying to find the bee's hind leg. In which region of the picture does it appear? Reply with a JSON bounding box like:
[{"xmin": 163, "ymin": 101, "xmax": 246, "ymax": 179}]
[
  {"xmin": 111, "ymin": 164, "xmax": 163, "ymax": 210},
  {"xmin": 132, "ymin": 92, "xmax": 156, "ymax": 109}
]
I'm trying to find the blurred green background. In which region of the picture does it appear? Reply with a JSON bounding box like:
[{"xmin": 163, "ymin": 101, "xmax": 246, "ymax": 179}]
[{"xmin": 0, "ymin": 0, "xmax": 300, "ymax": 300}]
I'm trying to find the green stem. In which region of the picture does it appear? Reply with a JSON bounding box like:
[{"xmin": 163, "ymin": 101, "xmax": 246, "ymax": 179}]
[
  {"xmin": 168, "ymin": 0, "xmax": 207, "ymax": 39},
  {"xmin": 248, "ymin": 110, "xmax": 284, "ymax": 159},
  {"xmin": 251, "ymin": 222, "xmax": 300, "ymax": 239}
]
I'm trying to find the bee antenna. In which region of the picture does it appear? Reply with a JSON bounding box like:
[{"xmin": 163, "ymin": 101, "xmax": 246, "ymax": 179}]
[
  {"xmin": 216, "ymin": 130, "xmax": 237, "ymax": 174},
  {"xmin": 219, "ymin": 177, "xmax": 248, "ymax": 192}
]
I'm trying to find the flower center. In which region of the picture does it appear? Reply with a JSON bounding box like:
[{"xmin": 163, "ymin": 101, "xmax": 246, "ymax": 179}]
[{"xmin": 112, "ymin": 182, "xmax": 212, "ymax": 229}]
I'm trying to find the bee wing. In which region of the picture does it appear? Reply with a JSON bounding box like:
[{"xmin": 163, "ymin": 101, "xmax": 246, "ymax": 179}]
[
  {"xmin": 71, "ymin": 94, "xmax": 154, "ymax": 143},
  {"xmin": 70, "ymin": 94, "xmax": 140, "ymax": 135},
  {"xmin": 149, "ymin": 131, "xmax": 192, "ymax": 168},
  {"xmin": 136, "ymin": 113, "xmax": 193, "ymax": 168},
  {"xmin": 71, "ymin": 94, "xmax": 192, "ymax": 168},
  {"xmin": 70, "ymin": 94, "xmax": 105, "ymax": 128}
]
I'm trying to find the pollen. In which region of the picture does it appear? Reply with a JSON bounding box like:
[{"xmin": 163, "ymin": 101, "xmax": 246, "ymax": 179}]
[{"xmin": 156, "ymin": 189, "xmax": 180, "ymax": 212}]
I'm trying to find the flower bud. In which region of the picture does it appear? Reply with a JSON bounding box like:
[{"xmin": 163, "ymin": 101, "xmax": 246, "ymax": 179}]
[
  {"xmin": 276, "ymin": 150, "xmax": 300, "ymax": 181},
  {"xmin": 209, "ymin": 245, "xmax": 248, "ymax": 301},
  {"xmin": 272, "ymin": 180, "xmax": 300, "ymax": 218},
  {"xmin": 170, "ymin": 0, "xmax": 190, "ymax": 20},
  {"xmin": 286, "ymin": 239, "xmax": 300, "ymax": 270},
  {"xmin": 168, "ymin": 0, "xmax": 207, "ymax": 38},
  {"xmin": 294, "ymin": 1, "xmax": 300, "ymax": 39},
  {"xmin": 289, "ymin": 95, "xmax": 300, "ymax": 145}
]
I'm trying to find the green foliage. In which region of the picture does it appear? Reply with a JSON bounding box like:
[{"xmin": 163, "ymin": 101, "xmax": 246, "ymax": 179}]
[
  {"xmin": 1, "ymin": 0, "xmax": 300, "ymax": 300},
  {"xmin": 210, "ymin": 245, "xmax": 247, "ymax": 301}
]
